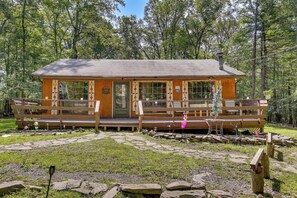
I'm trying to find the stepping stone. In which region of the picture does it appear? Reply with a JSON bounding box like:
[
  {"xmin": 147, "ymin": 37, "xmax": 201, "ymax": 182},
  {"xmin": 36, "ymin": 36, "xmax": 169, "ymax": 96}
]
[
  {"xmin": 207, "ymin": 190, "xmax": 232, "ymax": 197},
  {"xmin": 120, "ymin": 184, "xmax": 162, "ymax": 195},
  {"xmin": 166, "ymin": 181, "xmax": 192, "ymax": 190},
  {"xmin": 6, "ymin": 146, "xmax": 32, "ymax": 151},
  {"xmin": 0, "ymin": 181, "xmax": 26, "ymax": 196},
  {"xmin": 192, "ymin": 173, "xmax": 210, "ymax": 185},
  {"xmin": 102, "ymin": 185, "xmax": 119, "ymax": 198},
  {"xmin": 72, "ymin": 181, "xmax": 107, "ymax": 195},
  {"xmin": 53, "ymin": 181, "xmax": 68, "ymax": 191},
  {"xmin": 29, "ymin": 185, "xmax": 43, "ymax": 191},
  {"xmin": 66, "ymin": 179, "xmax": 82, "ymax": 189},
  {"xmin": 229, "ymin": 158, "xmax": 247, "ymax": 164},
  {"xmin": 161, "ymin": 190, "xmax": 206, "ymax": 198}
]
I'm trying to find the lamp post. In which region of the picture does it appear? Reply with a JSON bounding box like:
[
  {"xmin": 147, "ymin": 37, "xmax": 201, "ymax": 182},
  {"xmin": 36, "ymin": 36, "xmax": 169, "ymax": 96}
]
[{"xmin": 46, "ymin": 166, "xmax": 55, "ymax": 198}]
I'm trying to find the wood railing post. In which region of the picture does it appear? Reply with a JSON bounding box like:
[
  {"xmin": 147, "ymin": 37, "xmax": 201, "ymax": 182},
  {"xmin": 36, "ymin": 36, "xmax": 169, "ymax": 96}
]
[
  {"xmin": 138, "ymin": 101, "xmax": 144, "ymax": 132},
  {"xmin": 266, "ymin": 133, "xmax": 274, "ymax": 158},
  {"xmin": 250, "ymin": 148, "xmax": 265, "ymax": 194},
  {"xmin": 239, "ymin": 100, "xmax": 243, "ymax": 116},
  {"xmin": 261, "ymin": 153, "xmax": 270, "ymax": 179},
  {"xmin": 21, "ymin": 99, "xmax": 25, "ymax": 127},
  {"xmin": 59, "ymin": 100, "xmax": 63, "ymax": 130},
  {"xmin": 95, "ymin": 101, "xmax": 100, "ymax": 133}
]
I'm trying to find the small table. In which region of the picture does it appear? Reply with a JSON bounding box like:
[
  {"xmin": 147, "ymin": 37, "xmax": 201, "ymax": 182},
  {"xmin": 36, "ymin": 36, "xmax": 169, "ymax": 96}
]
[{"xmin": 206, "ymin": 119, "xmax": 224, "ymax": 135}]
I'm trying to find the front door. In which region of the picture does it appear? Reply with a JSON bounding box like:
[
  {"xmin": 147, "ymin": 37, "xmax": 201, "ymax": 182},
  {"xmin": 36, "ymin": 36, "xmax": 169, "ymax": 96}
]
[{"xmin": 113, "ymin": 82, "xmax": 130, "ymax": 118}]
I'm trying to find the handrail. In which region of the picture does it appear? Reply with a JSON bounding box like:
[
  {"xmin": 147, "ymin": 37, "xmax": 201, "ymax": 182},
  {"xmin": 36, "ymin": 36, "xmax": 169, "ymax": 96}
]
[
  {"xmin": 250, "ymin": 148, "xmax": 264, "ymax": 171},
  {"xmin": 11, "ymin": 99, "xmax": 101, "ymax": 131},
  {"xmin": 250, "ymin": 148, "xmax": 270, "ymax": 193}
]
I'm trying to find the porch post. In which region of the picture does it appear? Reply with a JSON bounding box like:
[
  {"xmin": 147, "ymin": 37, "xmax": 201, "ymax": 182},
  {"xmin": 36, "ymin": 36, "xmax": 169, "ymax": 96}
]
[
  {"xmin": 88, "ymin": 80, "xmax": 95, "ymax": 115},
  {"xmin": 132, "ymin": 81, "xmax": 139, "ymax": 113},
  {"xmin": 51, "ymin": 80, "xmax": 59, "ymax": 115},
  {"xmin": 182, "ymin": 81, "xmax": 188, "ymax": 108},
  {"xmin": 166, "ymin": 81, "xmax": 173, "ymax": 114}
]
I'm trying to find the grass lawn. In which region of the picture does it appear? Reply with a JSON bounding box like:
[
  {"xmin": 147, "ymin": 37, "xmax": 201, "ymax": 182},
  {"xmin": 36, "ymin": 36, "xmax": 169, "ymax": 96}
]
[
  {"xmin": 0, "ymin": 137, "xmax": 296, "ymax": 197},
  {"xmin": 1, "ymin": 121, "xmax": 297, "ymax": 197},
  {"xmin": 0, "ymin": 118, "xmax": 17, "ymax": 132},
  {"xmin": 0, "ymin": 132, "xmax": 92, "ymax": 145},
  {"xmin": 265, "ymin": 123, "xmax": 297, "ymax": 139}
]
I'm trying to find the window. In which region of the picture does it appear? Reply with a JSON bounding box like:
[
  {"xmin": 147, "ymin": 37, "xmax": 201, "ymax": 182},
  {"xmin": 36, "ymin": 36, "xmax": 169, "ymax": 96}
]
[
  {"xmin": 139, "ymin": 82, "xmax": 166, "ymax": 107},
  {"xmin": 59, "ymin": 81, "xmax": 89, "ymax": 114},
  {"xmin": 188, "ymin": 81, "xmax": 214, "ymax": 101},
  {"xmin": 59, "ymin": 81, "xmax": 88, "ymax": 100}
]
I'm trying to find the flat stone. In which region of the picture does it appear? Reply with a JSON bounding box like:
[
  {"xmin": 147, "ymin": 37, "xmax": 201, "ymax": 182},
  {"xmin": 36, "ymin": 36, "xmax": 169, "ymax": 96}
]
[
  {"xmin": 6, "ymin": 146, "xmax": 32, "ymax": 151},
  {"xmin": 207, "ymin": 190, "xmax": 233, "ymax": 197},
  {"xmin": 53, "ymin": 181, "xmax": 68, "ymax": 191},
  {"xmin": 229, "ymin": 158, "xmax": 247, "ymax": 164},
  {"xmin": 191, "ymin": 184, "xmax": 206, "ymax": 190},
  {"xmin": 120, "ymin": 184, "xmax": 162, "ymax": 195},
  {"xmin": 0, "ymin": 181, "xmax": 26, "ymax": 196},
  {"xmin": 102, "ymin": 186, "xmax": 119, "ymax": 198},
  {"xmin": 72, "ymin": 181, "xmax": 107, "ymax": 195},
  {"xmin": 166, "ymin": 181, "xmax": 192, "ymax": 190},
  {"xmin": 66, "ymin": 179, "xmax": 82, "ymax": 189},
  {"xmin": 192, "ymin": 173, "xmax": 210, "ymax": 185},
  {"xmin": 29, "ymin": 185, "xmax": 43, "ymax": 191},
  {"xmin": 161, "ymin": 190, "xmax": 206, "ymax": 198}
]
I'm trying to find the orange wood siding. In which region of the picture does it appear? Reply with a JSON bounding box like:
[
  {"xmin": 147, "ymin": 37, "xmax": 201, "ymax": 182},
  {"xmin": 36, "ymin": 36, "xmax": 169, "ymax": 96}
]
[
  {"xmin": 220, "ymin": 78, "xmax": 236, "ymax": 99},
  {"xmin": 40, "ymin": 77, "xmax": 237, "ymax": 118},
  {"xmin": 95, "ymin": 79, "xmax": 113, "ymax": 118},
  {"xmin": 173, "ymin": 79, "xmax": 182, "ymax": 100}
]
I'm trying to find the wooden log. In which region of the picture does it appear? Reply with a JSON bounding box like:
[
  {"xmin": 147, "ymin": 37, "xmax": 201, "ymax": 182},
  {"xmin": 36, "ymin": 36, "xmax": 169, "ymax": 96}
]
[
  {"xmin": 251, "ymin": 165, "xmax": 264, "ymax": 194},
  {"xmin": 261, "ymin": 153, "xmax": 270, "ymax": 179},
  {"xmin": 266, "ymin": 133, "xmax": 274, "ymax": 158}
]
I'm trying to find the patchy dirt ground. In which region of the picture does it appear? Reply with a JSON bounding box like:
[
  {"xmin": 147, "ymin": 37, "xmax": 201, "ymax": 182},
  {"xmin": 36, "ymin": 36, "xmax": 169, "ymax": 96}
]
[{"xmin": 0, "ymin": 163, "xmax": 145, "ymax": 185}]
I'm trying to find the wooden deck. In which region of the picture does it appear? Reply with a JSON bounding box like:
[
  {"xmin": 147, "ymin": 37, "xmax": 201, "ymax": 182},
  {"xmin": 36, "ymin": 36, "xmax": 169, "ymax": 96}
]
[{"xmin": 11, "ymin": 99, "xmax": 268, "ymax": 132}]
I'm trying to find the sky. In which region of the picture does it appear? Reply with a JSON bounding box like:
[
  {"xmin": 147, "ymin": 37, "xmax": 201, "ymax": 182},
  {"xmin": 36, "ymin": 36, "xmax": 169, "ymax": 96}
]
[{"xmin": 117, "ymin": 0, "xmax": 149, "ymax": 19}]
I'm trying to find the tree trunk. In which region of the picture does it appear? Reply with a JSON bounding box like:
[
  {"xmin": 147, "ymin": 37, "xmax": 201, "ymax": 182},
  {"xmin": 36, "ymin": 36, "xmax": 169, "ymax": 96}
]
[
  {"xmin": 260, "ymin": 26, "xmax": 267, "ymax": 99},
  {"xmin": 21, "ymin": 0, "xmax": 27, "ymax": 98},
  {"xmin": 251, "ymin": 0, "xmax": 259, "ymax": 99}
]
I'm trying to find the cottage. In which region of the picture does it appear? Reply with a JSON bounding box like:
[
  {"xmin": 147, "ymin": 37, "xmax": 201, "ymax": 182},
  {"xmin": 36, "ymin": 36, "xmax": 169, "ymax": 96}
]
[{"xmin": 12, "ymin": 56, "xmax": 268, "ymax": 132}]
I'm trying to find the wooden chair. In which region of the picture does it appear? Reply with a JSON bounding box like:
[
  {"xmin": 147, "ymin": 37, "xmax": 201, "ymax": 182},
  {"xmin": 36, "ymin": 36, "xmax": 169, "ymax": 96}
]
[
  {"xmin": 225, "ymin": 100, "xmax": 239, "ymax": 114},
  {"xmin": 173, "ymin": 101, "xmax": 184, "ymax": 116}
]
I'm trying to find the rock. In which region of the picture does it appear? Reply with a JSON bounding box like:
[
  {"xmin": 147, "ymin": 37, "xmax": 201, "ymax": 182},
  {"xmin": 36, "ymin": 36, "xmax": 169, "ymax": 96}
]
[
  {"xmin": 229, "ymin": 158, "xmax": 247, "ymax": 164},
  {"xmin": 0, "ymin": 181, "xmax": 26, "ymax": 196},
  {"xmin": 72, "ymin": 181, "xmax": 107, "ymax": 195},
  {"xmin": 28, "ymin": 185, "xmax": 43, "ymax": 191},
  {"xmin": 120, "ymin": 184, "xmax": 162, "ymax": 195},
  {"xmin": 166, "ymin": 181, "xmax": 192, "ymax": 190},
  {"xmin": 161, "ymin": 190, "xmax": 206, "ymax": 198},
  {"xmin": 191, "ymin": 184, "xmax": 206, "ymax": 191},
  {"xmin": 66, "ymin": 179, "xmax": 82, "ymax": 189},
  {"xmin": 102, "ymin": 185, "xmax": 119, "ymax": 198},
  {"xmin": 53, "ymin": 181, "xmax": 68, "ymax": 191},
  {"xmin": 192, "ymin": 172, "xmax": 210, "ymax": 186},
  {"xmin": 207, "ymin": 190, "xmax": 232, "ymax": 197}
]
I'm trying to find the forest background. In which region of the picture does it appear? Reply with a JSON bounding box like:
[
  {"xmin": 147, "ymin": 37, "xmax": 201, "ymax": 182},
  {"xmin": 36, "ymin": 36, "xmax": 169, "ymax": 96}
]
[{"xmin": 0, "ymin": 0, "xmax": 296, "ymax": 126}]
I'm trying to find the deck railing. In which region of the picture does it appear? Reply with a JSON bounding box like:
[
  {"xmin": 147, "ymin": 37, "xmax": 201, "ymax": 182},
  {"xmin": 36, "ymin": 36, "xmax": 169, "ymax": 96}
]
[
  {"xmin": 11, "ymin": 99, "xmax": 101, "ymax": 132},
  {"xmin": 137, "ymin": 99, "xmax": 268, "ymax": 130}
]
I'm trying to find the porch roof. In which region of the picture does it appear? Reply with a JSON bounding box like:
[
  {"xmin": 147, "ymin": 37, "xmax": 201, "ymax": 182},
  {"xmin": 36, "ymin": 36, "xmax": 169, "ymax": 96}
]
[{"xmin": 33, "ymin": 59, "xmax": 245, "ymax": 79}]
